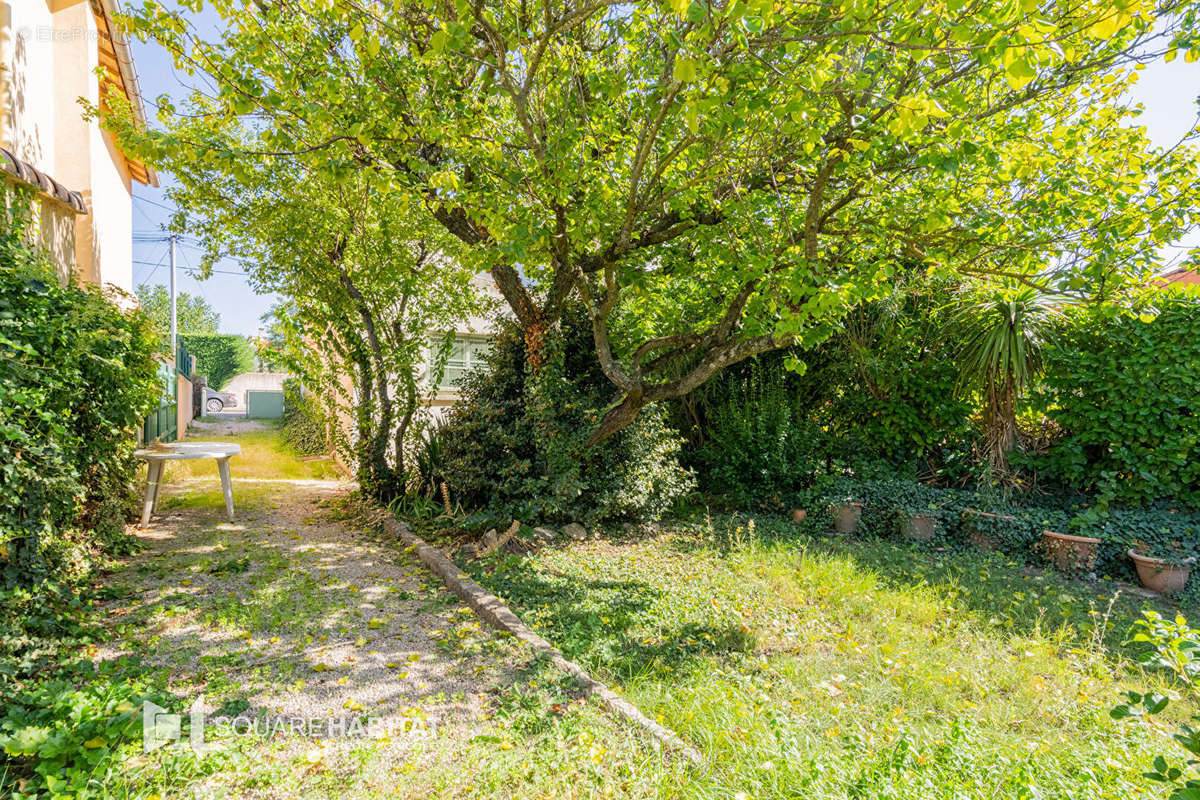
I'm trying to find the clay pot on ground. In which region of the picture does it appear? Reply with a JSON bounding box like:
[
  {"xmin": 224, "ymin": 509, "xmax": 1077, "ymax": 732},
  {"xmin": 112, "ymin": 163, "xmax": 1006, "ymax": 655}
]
[
  {"xmin": 900, "ymin": 512, "xmax": 937, "ymax": 541},
  {"xmin": 791, "ymin": 509, "xmax": 807, "ymax": 524},
  {"xmin": 961, "ymin": 509, "xmax": 1016, "ymax": 552},
  {"xmin": 1128, "ymin": 549, "xmax": 1194, "ymax": 595},
  {"xmin": 1041, "ymin": 529, "xmax": 1101, "ymax": 572},
  {"xmin": 832, "ymin": 502, "xmax": 862, "ymax": 535}
]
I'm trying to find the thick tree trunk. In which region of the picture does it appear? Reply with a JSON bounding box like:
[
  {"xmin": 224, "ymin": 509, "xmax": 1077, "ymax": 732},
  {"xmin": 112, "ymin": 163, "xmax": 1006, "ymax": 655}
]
[{"xmin": 586, "ymin": 389, "xmax": 646, "ymax": 446}]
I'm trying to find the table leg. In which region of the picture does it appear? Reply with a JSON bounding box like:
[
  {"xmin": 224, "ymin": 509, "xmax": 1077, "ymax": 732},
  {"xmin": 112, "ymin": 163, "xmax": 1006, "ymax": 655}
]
[
  {"xmin": 140, "ymin": 460, "xmax": 162, "ymax": 528},
  {"xmin": 151, "ymin": 461, "xmax": 165, "ymax": 514},
  {"xmin": 217, "ymin": 457, "xmax": 235, "ymax": 523}
]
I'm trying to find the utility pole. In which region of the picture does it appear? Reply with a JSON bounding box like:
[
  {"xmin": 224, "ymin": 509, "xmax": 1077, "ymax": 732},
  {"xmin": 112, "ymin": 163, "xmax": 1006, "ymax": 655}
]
[{"xmin": 169, "ymin": 233, "xmax": 178, "ymax": 359}]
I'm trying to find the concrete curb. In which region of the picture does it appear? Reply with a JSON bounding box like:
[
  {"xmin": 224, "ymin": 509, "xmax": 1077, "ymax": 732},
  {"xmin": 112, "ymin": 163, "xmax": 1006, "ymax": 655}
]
[{"xmin": 381, "ymin": 516, "xmax": 703, "ymax": 766}]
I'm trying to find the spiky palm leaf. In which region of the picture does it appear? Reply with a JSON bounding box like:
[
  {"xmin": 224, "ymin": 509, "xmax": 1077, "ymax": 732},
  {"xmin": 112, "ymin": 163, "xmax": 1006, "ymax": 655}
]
[{"xmin": 953, "ymin": 286, "xmax": 1055, "ymax": 479}]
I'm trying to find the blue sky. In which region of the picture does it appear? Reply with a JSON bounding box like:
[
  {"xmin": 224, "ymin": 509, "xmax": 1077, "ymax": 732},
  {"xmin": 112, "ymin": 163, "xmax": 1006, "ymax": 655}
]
[{"xmin": 128, "ymin": 20, "xmax": 1200, "ymax": 336}]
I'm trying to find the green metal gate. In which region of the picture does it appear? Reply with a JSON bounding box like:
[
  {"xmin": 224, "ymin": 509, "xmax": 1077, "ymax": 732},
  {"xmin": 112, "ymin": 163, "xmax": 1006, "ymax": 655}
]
[
  {"xmin": 142, "ymin": 343, "xmax": 191, "ymax": 443},
  {"xmin": 246, "ymin": 390, "xmax": 285, "ymax": 419}
]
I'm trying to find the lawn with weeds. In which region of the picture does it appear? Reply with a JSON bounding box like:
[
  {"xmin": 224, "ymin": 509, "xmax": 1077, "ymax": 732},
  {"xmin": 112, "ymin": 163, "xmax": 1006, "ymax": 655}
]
[
  {"xmin": 467, "ymin": 513, "xmax": 1196, "ymax": 799},
  {"xmin": 17, "ymin": 417, "xmax": 1195, "ymax": 799},
  {"xmin": 156, "ymin": 425, "xmax": 342, "ymax": 484}
]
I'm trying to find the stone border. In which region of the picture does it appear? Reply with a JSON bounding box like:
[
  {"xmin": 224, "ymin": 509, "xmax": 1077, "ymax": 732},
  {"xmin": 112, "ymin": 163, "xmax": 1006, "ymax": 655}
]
[{"xmin": 381, "ymin": 516, "xmax": 703, "ymax": 766}]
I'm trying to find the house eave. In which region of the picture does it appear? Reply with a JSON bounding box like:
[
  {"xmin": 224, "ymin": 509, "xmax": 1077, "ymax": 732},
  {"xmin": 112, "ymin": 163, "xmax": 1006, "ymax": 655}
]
[
  {"xmin": 0, "ymin": 146, "xmax": 88, "ymax": 214},
  {"xmin": 92, "ymin": 0, "xmax": 159, "ymax": 187}
]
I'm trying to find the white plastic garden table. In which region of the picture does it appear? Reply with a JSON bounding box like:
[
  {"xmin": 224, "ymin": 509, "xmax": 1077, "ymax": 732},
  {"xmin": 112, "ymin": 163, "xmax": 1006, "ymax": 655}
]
[{"xmin": 134, "ymin": 442, "xmax": 242, "ymax": 527}]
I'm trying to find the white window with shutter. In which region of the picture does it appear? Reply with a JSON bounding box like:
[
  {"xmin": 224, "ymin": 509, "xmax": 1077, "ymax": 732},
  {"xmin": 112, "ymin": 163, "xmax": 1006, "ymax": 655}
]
[{"xmin": 438, "ymin": 335, "xmax": 492, "ymax": 390}]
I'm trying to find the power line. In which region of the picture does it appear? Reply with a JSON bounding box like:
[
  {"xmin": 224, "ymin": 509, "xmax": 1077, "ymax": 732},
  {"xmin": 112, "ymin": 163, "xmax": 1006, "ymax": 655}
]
[
  {"xmin": 178, "ymin": 247, "xmax": 214, "ymax": 311},
  {"xmin": 132, "ymin": 195, "xmax": 178, "ymax": 214},
  {"xmin": 133, "ymin": 250, "xmax": 169, "ymax": 287},
  {"xmin": 133, "ymin": 232, "xmax": 196, "ymax": 241},
  {"xmin": 132, "ymin": 259, "xmax": 247, "ymax": 277},
  {"xmin": 133, "ymin": 202, "xmax": 161, "ymax": 228}
]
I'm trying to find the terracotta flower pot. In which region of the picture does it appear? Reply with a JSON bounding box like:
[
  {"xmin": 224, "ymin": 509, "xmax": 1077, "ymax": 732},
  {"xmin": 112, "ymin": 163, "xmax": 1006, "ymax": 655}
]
[
  {"xmin": 960, "ymin": 509, "xmax": 1015, "ymax": 552},
  {"xmin": 791, "ymin": 509, "xmax": 807, "ymax": 524},
  {"xmin": 1129, "ymin": 549, "xmax": 1193, "ymax": 595},
  {"xmin": 900, "ymin": 512, "xmax": 937, "ymax": 541},
  {"xmin": 1041, "ymin": 529, "xmax": 1101, "ymax": 572},
  {"xmin": 832, "ymin": 502, "xmax": 862, "ymax": 535}
]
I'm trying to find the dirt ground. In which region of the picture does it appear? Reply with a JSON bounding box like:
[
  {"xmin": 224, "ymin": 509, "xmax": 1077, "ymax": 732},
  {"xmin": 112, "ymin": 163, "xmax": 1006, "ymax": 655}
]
[{"xmin": 94, "ymin": 422, "xmax": 553, "ymax": 797}]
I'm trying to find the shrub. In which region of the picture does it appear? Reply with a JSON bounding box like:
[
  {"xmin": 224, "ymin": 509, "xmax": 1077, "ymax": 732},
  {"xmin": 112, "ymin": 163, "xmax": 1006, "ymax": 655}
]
[
  {"xmin": 0, "ymin": 201, "xmax": 161, "ymax": 587},
  {"xmin": 681, "ymin": 276, "xmax": 976, "ymax": 504},
  {"xmin": 686, "ymin": 358, "xmax": 824, "ymax": 507},
  {"xmin": 178, "ymin": 333, "xmax": 255, "ymax": 389},
  {"xmin": 1036, "ymin": 303, "xmax": 1200, "ymax": 508},
  {"xmin": 280, "ymin": 378, "xmax": 327, "ymax": 455},
  {"xmin": 435, "ymin": 312, "xmax": 694, "ymax": 525},
  {"xmin": 1111, "ymin": 611, "xmax": 1200, "ymax": 799},
  {"xmin": 0, "ymin": 581, "xmax": 178, "ymax": 798}
]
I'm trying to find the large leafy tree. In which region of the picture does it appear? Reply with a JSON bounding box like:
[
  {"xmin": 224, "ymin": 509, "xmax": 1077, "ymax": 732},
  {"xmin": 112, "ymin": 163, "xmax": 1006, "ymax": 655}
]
[
  {"xmin": 111, "ymin": 0, "xmax": 1200, "ymax": 440},
  {"xmin": 142, "ymin": 141, "xmax": 485, "ymax": 497},
  {"xmin": 135, "ymin": 284, "xmax": 220, "ymax": 343}
]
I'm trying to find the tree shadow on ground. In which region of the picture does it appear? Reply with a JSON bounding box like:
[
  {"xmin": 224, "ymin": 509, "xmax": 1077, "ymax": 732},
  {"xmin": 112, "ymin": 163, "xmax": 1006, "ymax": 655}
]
[
  {"xmin": 669, "ymin": 511, "xmax": 1197, "ymax": 660},
  {"xmin": 474, "ymin": 557, "xmax": 754, "ymax": 681}
]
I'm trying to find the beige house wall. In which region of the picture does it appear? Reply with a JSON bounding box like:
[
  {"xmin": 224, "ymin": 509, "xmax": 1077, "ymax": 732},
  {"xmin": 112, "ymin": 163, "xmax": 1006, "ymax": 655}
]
[
  {"xmin": 0, "ymin": 0, "xmax": 152, "ymax": 291},
  {"xmin": 0, "ymin": 2, "xmax": 56, "ymax": 173}
]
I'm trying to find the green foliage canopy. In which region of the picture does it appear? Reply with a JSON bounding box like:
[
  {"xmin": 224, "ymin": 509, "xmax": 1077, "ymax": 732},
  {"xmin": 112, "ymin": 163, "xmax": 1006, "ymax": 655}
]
[
  {"xmin": 110, "ymin": 0, "xmax": 1200, "ymax": 440},
  {"xmin": 126, "ymin": 135, "xmax": 485, "ymax": 496}
]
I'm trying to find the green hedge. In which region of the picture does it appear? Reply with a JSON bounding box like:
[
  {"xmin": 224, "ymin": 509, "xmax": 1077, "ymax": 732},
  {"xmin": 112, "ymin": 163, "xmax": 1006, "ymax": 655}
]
[
  {"xmin": 179, "ymin": 333, "xmax": 254, "ymax": 390},
  {"xmin": 1035, "ymin": 304, "xmax": 1200, "ymax": 508},
  {"xmin": 0, "ymin": 202, "xmax": 161, "ymax": 587}
]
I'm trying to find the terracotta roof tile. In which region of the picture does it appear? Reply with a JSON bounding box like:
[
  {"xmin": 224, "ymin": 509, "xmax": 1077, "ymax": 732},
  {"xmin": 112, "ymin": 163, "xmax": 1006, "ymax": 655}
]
[
  {"xmin": 1162, "ymin": 268, "xmax": 1200, "ymax": 285},
  {"xmin": 0, "ymin": 147, "xmax": 87, "ymax": 214}
]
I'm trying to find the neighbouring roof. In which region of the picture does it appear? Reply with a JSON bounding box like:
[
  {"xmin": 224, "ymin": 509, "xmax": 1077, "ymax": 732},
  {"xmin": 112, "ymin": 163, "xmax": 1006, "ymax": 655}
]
[
  {"xmin": 1161, "ymin": 268, "xmax": 1200, "ymax": 286},
  {"xmin": 0, "ymin": 146, "xmax": 87, "ymax": 213},
  {"xmin": 93, "ymin": 0, "xmax": 158, "ymax": 187}
]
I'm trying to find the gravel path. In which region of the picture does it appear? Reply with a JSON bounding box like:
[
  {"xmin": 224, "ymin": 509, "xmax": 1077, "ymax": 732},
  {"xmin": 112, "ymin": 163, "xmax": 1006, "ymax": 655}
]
[{"xmin": 98, "ymin": 477, "xmax": 533, "ymax": 741}]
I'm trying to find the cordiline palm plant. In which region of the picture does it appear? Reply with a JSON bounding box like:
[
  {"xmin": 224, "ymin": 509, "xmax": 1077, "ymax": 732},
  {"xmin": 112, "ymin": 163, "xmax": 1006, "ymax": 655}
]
[
  {"xmin": 414, "ymin": 422, "xmax": 454, "ymax": 516},
  {"xmin": 953, "ymin": 286, "xmax": 1056, "ymax": 481}
]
